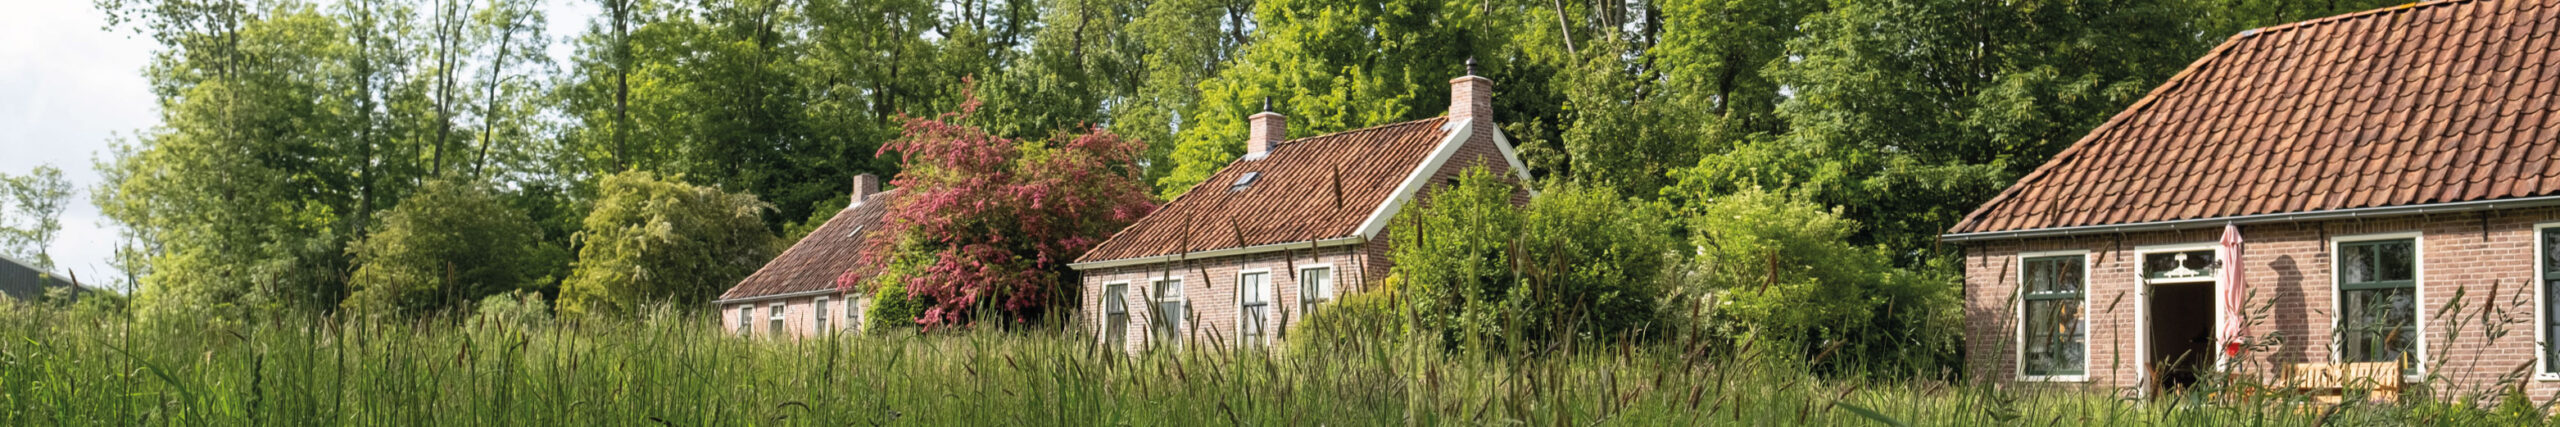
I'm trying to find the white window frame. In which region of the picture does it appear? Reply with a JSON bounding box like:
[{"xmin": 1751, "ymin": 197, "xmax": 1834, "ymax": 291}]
[
  {"xmin": 769, "ymin": 302, "xmax": 789, "ymax": 336},
  {"xmin": 2535, "ymin": 223, "xmax": 2560, "ymax": 381},
  {"xmin": 2015, "ymin": 249, "xmax": 2092, "ymax": 382},
  {"xmin": 736, "ymin": 305, "xmax": 753, "ymax": 334},
  {"xmin": 2329, "ymin": 231, "xmax": 2425, "ymax": 382},
  {"xmin": 814, "ymin": 296, "xmax": 832, "ymax": 334},
  {"xmin": 1298, "ymin": 264, "xmax": 1336, "ymax": 316},
  {"xmin": 1101, "ymin": 281, "xmax": 1130, "ymax": 349},
  {"xmin": 1149, "ymin": 276, "xmax": 1187, "ymax": 349},
  {"xmin": 1236, "ymin": 269, "xmax": 1274, "ymax": 347}
]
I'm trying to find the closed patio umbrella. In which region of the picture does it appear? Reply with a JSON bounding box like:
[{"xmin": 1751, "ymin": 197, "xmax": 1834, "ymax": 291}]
[{"xmin": 2218, "ymin": 224, "xmax": 2247, "ymax": 358}]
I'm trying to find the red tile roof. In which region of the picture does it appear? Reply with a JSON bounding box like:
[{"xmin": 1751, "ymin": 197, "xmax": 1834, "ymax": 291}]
[
  {"xmin": 720, "ymin": 189, "xmax": 901, "ymax": 300},
  {"xmin": 1950, "ymin": 0, "xmax": 2560, "ymax": 236},
  {"xmin": 1076, "ymin": 117, "xmax": 1456, "ymax": 263}
]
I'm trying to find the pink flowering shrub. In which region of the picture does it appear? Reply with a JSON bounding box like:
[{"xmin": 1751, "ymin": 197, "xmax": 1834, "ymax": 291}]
[{"xmin": 843, "ymin": 86, "xmax": 1158, "ymax": 328}]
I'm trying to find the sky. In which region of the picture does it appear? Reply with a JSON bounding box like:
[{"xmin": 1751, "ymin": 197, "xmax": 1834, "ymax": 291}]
[{"xmin": 0, "ymin": 0, "xmax": 595, "ymax": 291}]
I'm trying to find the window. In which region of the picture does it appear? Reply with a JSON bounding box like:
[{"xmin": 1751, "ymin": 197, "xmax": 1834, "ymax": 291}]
[
  {"xmin": 2544, "ymin": 226, "xmax": 2560, "ymax": 376},
  {"xmin": 1230, "ymin": 172, "xmax": 1261, "ymax": 192},
  {"xmin": 769, "ymin": 303, "xmax": 788, "ymax": 336},
  {"xmin": 2338, "ymin": 238, "xmax": 2417, "ymax": 370},
  {"xmin": 815, "ymin": 297, "xmax": 832, "ymax": 334},
  {"xmin": 1299, "ymin": 266, "xmax": 1334, "ymax": 316},
  {"xmin": 2141, "ymin": 249, "xmax": 2218, "ymax": 281},
  {"xmin": 1103, "ymin": 283, "xmax": 1129, "ymax": 349},
  {"xmin": 850, "ymin": 298, "xmax": 866, "ymax": 334},
  {"xmin": 2019, "ymin": 254, "xmax": 2087, "ymax": 378},
  {"xmin": 737, "ymin": 305, "xmax": 753, "ymax": 334},
  {"xmin": 1151, "ymin": 279, "xmax": 1186, "ymax": 348},
  {"xmin": 1238, "ymin": 271, "xmax": 1271, "ymax": 347}
]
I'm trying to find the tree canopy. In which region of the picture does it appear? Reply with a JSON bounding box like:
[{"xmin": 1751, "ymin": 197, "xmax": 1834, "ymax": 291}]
[{"xmin": 75, "ymin": 0, "xmax": 2413, "ymax": 324}]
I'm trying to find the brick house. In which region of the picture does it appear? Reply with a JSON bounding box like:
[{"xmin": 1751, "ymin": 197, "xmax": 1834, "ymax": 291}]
[
  {"xmin": 716, "ymin": 174, "xmax": 897, "ymax": 338},
  {"xmin": 1947, "ymin": 0, "xmax": 2560, "ymax": 398},
  {"xmin": 1068, "ymin": 69, "xmax": 1532, "ymax": 353}
]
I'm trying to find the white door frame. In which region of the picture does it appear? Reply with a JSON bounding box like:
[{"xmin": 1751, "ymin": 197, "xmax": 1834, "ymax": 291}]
[{"xmin": 2132, "ymin": 242, "xmax": 2220, "ymax": 398}]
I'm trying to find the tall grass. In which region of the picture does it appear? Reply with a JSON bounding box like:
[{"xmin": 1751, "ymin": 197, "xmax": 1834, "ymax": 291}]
[{"xmin": 0, "ymin": 302, "xmax": 2541, "ymax": 425}]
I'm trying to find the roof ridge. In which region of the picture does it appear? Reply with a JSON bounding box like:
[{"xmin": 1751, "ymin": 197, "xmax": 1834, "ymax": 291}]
[
  {"xmin": 2234, "ymin": 0, "xmax": 2483, "ymax": 39},
  {"xmin": 1277, "ymin": 116, "xmax": 1448, "ymax": 146}
]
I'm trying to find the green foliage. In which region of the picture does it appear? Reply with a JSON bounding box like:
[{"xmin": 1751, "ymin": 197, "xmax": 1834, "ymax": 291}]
[
  {"xmin": 1154, "ymin": 0, "xmax": 1490, "ymax": 198},
  {"xmin": 863, "ymin": 270, "xmax": 926, "ymax": 334},
  {"xmin": 99, "ymin": 4, "xmax": 366, "ymax": 325},
  {"xmin": 466, "ymin": 290, "xmax": 553, "ymax": 330},
  {"xmin": 558, "ymin": 171, "xmax": 779, "ymax": 317},
  {"xmin": 1393, "ymin": 168, "xmax": 1676, "ymax": 353},
  {"xmin": 1683, "ymin": 188, "xmax": 1961, "ymax": 374},
  {"xmin": 1285, "ymin": 274, "xmax": 1404, "ymax": 359},
  {"xmin": 0, "ymin": 165, "xmax": 73, "ymax": 270},
  {"xmin": 344, "ymin": 179, "xmax": 551, "ymax": 319}
]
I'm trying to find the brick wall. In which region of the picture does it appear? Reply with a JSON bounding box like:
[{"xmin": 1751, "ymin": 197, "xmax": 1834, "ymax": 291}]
[
  {"xmin": 720, "ymin": 292, "xmax": 868, "ymax": 339},
  {"xmin": 1963, "ymin": 207, "xmax": 2560, "ymax": 399},
  {"xmin": 1079, "ymin": 243, "xmax": 1375, "ymax": 353}
]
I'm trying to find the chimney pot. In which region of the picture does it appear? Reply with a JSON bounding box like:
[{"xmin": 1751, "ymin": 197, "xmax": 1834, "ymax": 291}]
[{"xmin": 851, "ymin": 173, "xmax": 880, "ymax": 206}]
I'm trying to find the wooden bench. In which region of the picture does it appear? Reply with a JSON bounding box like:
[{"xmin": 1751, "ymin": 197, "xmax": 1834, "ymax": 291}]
[{"xmin": 2281, "ymin": 362, "xmax": 2401, "ymax": 405}]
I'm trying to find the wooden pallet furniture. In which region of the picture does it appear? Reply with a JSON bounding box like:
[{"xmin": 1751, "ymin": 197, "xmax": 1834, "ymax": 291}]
[{"xmin": 2281, "ymin": 362, "xmax": 2401, "ymax": 405}]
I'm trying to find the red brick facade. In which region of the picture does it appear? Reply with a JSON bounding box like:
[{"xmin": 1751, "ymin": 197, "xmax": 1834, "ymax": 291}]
[{"xmin": 1963, "ymin": 207, "xmax": 2560, "ymax": 398}]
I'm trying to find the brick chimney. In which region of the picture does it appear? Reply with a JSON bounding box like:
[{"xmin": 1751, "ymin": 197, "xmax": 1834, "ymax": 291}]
[
  {"xmin": 1247, "ymin": 97, "xmax": 1285, "ymax": 160},
  {"xmin": 1450, "ymin": 57, "xmax": 1493, "ymax": 124},
  {"xmin": 851, "ymin": 173, "xmax": 880, "ymax": 206}
]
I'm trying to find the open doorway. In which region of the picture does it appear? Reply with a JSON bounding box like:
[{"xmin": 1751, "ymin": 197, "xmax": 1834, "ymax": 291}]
[{"xmin": 2149, "ymin": 283, "xmax": 2218, "ymax": 393}]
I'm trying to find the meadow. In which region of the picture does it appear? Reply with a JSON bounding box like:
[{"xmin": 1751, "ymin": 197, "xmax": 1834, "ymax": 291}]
[{"xmin": 4, "ymin": 302, "xmax": 2551, "ymax": 426}]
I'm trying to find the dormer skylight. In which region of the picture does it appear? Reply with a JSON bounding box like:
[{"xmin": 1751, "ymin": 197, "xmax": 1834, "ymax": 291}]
[{"xmin": 1230, "ymin": 172, "xmax": 1261, "ymax": 192}]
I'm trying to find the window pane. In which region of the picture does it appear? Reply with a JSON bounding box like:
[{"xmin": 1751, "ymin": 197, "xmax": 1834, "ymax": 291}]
[
  {"xmin": 2545, "ymin": 229, "xmax": 2560, "ymax": 274},
  {"xmin": 1104, "ymin": 284, "xmax": 1126, "ymax": 313},
  {"xmin": 2342, "ymin": 287, "xmax": 2417, "ymax": 367},
  {"xmin": 2140, "ymin": 250, "xmax": 2216, "ymax": 280},
  {"xmin": 1151, "ymin": 279, "xmax": 1188, "ymax": 346},
  {"xmin": 1240, "ymin": 273, "xmax": 1267, "ymax": 304},
  {"xmin": 2547, "ymin": 229, "xmax": 2560, "ymax": 373},
  {"xmin": 2027, "ymin": 259, "xmax": 2053, "ymax": 293},
  {"xmin": 2026, "ymin": 256, "xmax": 2084, "ymax": 295},
  {"xmin": 2342, "ymin": 245, "xmax": 2374, "ymax": 284},
  {"xmin": 1107, "ymin": 313, "xmax": 1128, "ymax": 348},
  {"xmin": 2375, "ymin": 241, "xmax": 2414, "ymax": 282},
  {"xmin": 2022, "ymin": 299, "xmax": 2086, "ymax": 376},
  {"xmin": 2548, "ymin": 275, "xmax": 2560, "ymax": 374},
  {"xmin": 1301, "ymin": 268, "xmax": 1333, "ymax": 315}
]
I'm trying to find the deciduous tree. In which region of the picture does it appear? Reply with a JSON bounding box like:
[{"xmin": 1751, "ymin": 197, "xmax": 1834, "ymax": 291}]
[{"xmin": 855, "ymin": 89, "xmax": 1157, "ymax": 327}]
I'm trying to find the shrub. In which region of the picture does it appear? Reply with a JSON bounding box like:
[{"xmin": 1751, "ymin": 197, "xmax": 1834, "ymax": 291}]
[
  {"xmin": 1286, "ymin": 275, "xmax": 1404, "ymax": 358},
  {"xmin": 864, "ymin": 278, "xmax": 926, "ymax": 334},
  {"xmin": 1391, "ymin": 168, "xmax": 1677, "ymax": 354},
  {"xmin": 343, "ymin": 179, "xmax": 547, "ymax": 319},
  {"xmin": 861, "ymin": 88, "xmax": 1158, "ymax": 327},
  {"xmin": 467, "ymin": 290, "xmax": 553, "ymax": 330},
  {"xmin": 558, "ymin": 171, "xmax": 780, "ymax": 317},
  {"xmin": 1683, "ymin": 187, "xmax": 1962, "ymax": 375}
]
